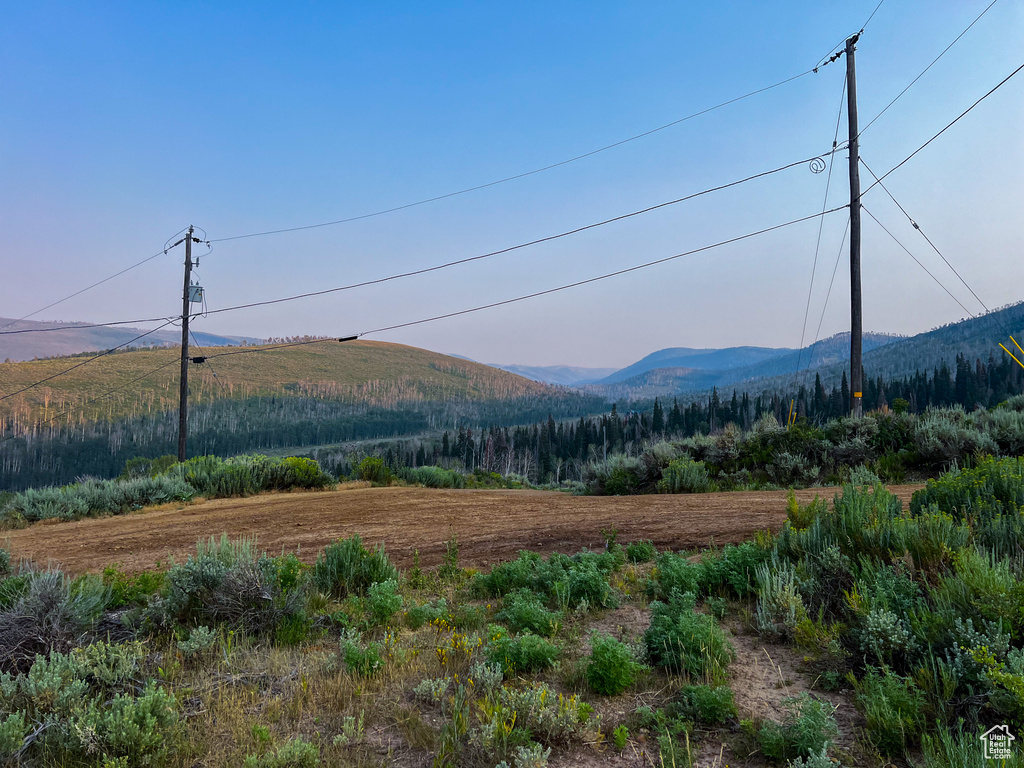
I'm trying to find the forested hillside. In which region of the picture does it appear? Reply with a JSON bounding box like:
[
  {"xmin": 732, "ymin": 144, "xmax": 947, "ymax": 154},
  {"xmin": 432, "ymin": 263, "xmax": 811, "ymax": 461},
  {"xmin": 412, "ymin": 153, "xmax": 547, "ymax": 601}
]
[{"xmin": 0, "ymin": 340, "xmax": 603, "ymax": 490}]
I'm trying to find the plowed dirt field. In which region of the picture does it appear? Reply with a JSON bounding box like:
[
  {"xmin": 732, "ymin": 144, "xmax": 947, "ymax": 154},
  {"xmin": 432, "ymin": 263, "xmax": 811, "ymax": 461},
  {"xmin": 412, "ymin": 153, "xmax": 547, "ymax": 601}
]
[{"xmin": 4, "ymin": 484, "xmax": 923, "ymax": 574}]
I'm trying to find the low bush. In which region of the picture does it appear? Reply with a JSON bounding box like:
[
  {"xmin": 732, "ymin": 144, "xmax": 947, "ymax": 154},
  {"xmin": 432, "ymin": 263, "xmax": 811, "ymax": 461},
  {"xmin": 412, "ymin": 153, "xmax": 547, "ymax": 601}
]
[
  {"xmin": 625, "ymin": 540, "xmax": 656, "ymax": 563},
  {"xmin": 2, "ymin": 475, "xmax": 195, "ymax": 524},
  {"xmin": 585, "ymin": 634, "xmax": 645, "ymax": 696},
  {"xmin": 853, "ymin": 668, "xmax": 925, "ymax": 756},
  {"xmin": 243, "ymin": 736, "xmax": 319, "ymax": 768},
  {"xmin": 657, "ymin": 457, "xmax": 712, "ymax": 494},
  {"xmin": 644, "ymin": 592, "xmax": 733, "ymax": 681},
  {"xmin": 497, "ymin": 589, "xmax": 560, "ymax": 637},
  {"xmin": 367, "ymin": 578, "xmax": 404, "ymax": 625},
  {"xmin": 163, "ymin": 535, "xmax": 305, "ymax": 637},
  {"xmin": 399, "ymin": 465, "xmax": 466, "ymax": 489},
  {"xmin": 486, "ymin": 627, "xmax": 559, "ymax": 676},
  {"xmin": 676, "ymin": 684, "xmax": 736, "ymax": 724},
  {"xmin": 0, "ymin": 570, "xmax": 108, "ymax": 672},
  {"xmin": 312, "ymin": 535, "xmax": 398, "ymax": 599},
  {"xmin": 757, "ymin": 693, "xmax": 838, "ymax": 763},
  {"xmin": 0, "ymin": 641, "xmax": 178, "ymax": 765}
]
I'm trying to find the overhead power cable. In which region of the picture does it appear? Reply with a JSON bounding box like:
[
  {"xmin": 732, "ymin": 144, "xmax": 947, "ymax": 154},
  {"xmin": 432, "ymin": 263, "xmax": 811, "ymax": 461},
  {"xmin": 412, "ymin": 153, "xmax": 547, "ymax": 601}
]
[
  {"xmin": 196, "ymin": 205, "xmax": 847, "ymax": 361},
  {"xmin": 863, "ymin": 60, "xmax": 1024, "ymax": 195},
  {"xmin": 359, "ymin": 206, "xmax": 849, "ymax": 338},
  {"xmin": 200, "ymin": 154, "xmax": 828, "ymax": 317},
  {"xmin": 1, "ymin": 152, "xmax": 838, "ymax": 336},
  {"xmin": 0, "ymin": 319, "xmax": 177, "ymax": 403},
  {"xmin": 0, "ymin": 232, "xmax": 212, "ymax": 334},
  {"xmin": 801, "ymin": 215, "xmax": 852, "ymax": 376},
  {"xmin": 211, "ymin": 70, "xmax": 825, "ymax": 243},
  {"xmin": 0, "ymin": 251, "xmax": 165, "ymax": 332},
  {"xmin": 795, "ymin": 73, "xmax": 847, "ymax": 378},
  {"xmin": 859, "ymin": 0, "xmax": 1001, "ymax": 139},
  {"xmin": 860, "ymin": 157, "xmax": 990, "ymax": 314},
  {"xmin": 861, "ymin": 0, "xmax": 887, "ymax": 31},
  {"xmin": 0, "ymin": 318, "xmax": 174, "ymax": 336},
  {"xmin": 862, "ymin": 205, "xmax": 976, "ymax": 318}
]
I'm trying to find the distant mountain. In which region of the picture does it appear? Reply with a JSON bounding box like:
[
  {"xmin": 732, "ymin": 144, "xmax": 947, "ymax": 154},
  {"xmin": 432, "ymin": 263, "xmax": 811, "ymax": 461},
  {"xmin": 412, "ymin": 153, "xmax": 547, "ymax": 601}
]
[
  {"xmin": 586, "ymin": 333, "xmax": 903, "ymax": 400},
  {"xmin": 597, "ymin": 346, "xmax": 795, "ymax": 385},
  {"xmin": 0, "ymin": 317, "xmax": 263, "ymax": 362},
  {"xmin": 489, "ymin": 363, "xmax": 619, "ymax": 386}
]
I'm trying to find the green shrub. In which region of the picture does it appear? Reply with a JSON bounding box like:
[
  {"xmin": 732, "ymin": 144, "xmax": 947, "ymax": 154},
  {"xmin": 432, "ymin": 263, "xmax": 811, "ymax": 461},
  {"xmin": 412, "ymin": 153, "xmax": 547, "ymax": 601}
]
[
  {"xmin": 910, "ymin": 455, "xmax": 1024, "ymax": 523},
  {"xmin": 698, "ymin": 541, "xmax": 771, "ymax": 597},
  {"xmin": 0, "ymin": 569, "xmax": 108, "ymax": 672},
  {"xmin": 243, "ymin": 736, "xmax": 319, "ymax": 768},
  {"xmin": 586, "ymin": 634, "xmax": 645, "ymax": 695},
  {"xmin": 649, "ymin": 552, "xmax": 700, "ymax": 600},
  {"xmin": 3, "ymin": 475, "xmax": 196, "ymax": 523},
  {"xmin": 853, "ymin": 669, "xmax": 925, "ymax": 756},
  {"xmin": 339, "ymin": 630, "xmax": 384, "ymax": 676},
  {"xmin": 0, "ymin": 546, "xmax": 10, "ymax": 579},
  {"xmin": 486, "ymin": 628, "xmax": 559, "ymax": 676},
  {"xmin": 0, "ymin": 642, "xmax": 178, "ymax": 765},
  {"xmin": 625, "ymin": 540, "xmax": 656, "ymax": 563},
  {"xmin": 644, "ymin": 592, "xmax": 733, "ymax": 681},
  {"xmin": 163, "ymin": 536, "xmax": 305, "ymax": 637},
  {"xmin": 404, "ymin": 598, "xmax": 448, "ymax": 630},
  {"xmin": 658, "ymin": 457, "xmax": 712, "ymax": 493},
  {"xmin": 177, "ymin": 625, "xmax": 217, "ymax": 658},
  {"xmin": 102, "ymin": 566, "xmax": 165, "ymax": 609},
  {"xmin": 312, "ymin": 535, "xmax": 398, "ymax": 599},
  {"xmin": 399, "ymin": 465, "xmax": 466, "ymax": 489},
  {"xmin": 676, "ymin": 684, "xmax": 736, "ymax": 724},
  {"xmin": 367, "ymin": 579, "xmax": 404, "ymax": 625},
  {"xmin": 586, "ymin": 456, "xmax": 644, "ymax": 496},
  {"xmin": 0, "ymin": 711, "xmax": 28, "ymax": 759},
  {"xmin": 497, "ymin": 589, "xmax": 560, "ymax": 637},
  {"xmin": 356, "ymin": 456, "xmax": 392, "ymax": 484},
  {"xmin": 758, "ymin": 693, "xmax": 838, "ymax": 763}
]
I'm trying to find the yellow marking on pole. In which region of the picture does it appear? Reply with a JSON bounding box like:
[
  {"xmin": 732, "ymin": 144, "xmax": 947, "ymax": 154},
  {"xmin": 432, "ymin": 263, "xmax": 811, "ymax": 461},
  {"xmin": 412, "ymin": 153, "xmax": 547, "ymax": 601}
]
[
  {"xmin": 786, "ymin": 398, "xmax": 794, "ymax": 428},
  {"xmin": 1000, "ymin": 343, "xmax": 1024, "ymax": 371},
  {"xmin": 854, "ymin": 392, "xmax": 862, "ymax": 398}
]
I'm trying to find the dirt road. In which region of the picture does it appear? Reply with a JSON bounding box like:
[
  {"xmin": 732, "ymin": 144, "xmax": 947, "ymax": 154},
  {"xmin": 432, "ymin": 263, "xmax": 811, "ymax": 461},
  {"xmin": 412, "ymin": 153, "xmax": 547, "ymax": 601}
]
[{"xmin": 3, "ymin": 484, "xmax": 924, "ymax": 574}]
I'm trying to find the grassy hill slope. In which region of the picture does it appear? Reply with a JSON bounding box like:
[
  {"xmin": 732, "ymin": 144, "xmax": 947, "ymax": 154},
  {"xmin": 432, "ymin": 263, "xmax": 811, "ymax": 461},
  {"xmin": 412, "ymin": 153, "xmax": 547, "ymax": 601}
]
[{"xmin": 0, "ymin": 339, "xmax": 558, "ymax": 428}]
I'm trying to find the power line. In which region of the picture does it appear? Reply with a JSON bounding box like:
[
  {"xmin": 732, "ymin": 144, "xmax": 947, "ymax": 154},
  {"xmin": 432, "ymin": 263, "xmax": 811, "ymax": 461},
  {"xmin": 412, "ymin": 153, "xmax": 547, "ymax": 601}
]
[
  {"xmin": 0, "ymin": 152, "xmax": 837, "ymax": 336},
  {"xmin": 858, "ymin": 0, "xmax": 1001, "ymax": 138},
  {"xmin": 0, "ymin": 251, "xmax": 166, "ymax": 332},
  {"xmin": 211, "ymin": 70, "xmax": 823, "ymax": 243},
  {"xmin": 795, "ymin": 73, "xmax": 847, "ymax": 377},
  {"xmin": 202, "ymin": 337, "xmax": 357, "ymax": 360},
  {"xmin": 860, "ymin": 157, "xmax": 990, "ymax": 314},
  {"xmin": 195, "ymin": 206, "xmax": 847, "ymax": 360},
  {"xmin": 358, "ymin": 206, "xmax": 848, "ymax": 338},
  {"xmin": 861, "ymin": 0, "xmax": 887, "ymax": 32},
  {"xmin": 803, "ymin": 214, "xmax": 852, "ymax": 376},
  {"xmin": 863, "ymin": 60, "xmax": 1024, "ymax": 195},
  {"xmin": 0, "ymin": 320, "xmax": 177, "ymax": 403},
  {"xmin": 200, "ymin": 154, "xmax": 827, "ymax": 318},
  {"xmin": 0, "ymin": 318, "xmax": 175, "ymax": 336},
  {"xmin": 862, "ymin": 205, "xmax": 976, "ymax": 318}
]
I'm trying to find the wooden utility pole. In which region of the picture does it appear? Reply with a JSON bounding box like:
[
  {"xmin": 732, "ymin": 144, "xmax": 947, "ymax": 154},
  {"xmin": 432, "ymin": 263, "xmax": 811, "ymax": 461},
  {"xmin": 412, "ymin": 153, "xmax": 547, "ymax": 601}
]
[
  {"xmin": 846, "ymin": 33, "xmax": 863, "ymax": 417},
  {"xmin": 178, "ymin": 226, "xmax": 195, "ymax": 462}
]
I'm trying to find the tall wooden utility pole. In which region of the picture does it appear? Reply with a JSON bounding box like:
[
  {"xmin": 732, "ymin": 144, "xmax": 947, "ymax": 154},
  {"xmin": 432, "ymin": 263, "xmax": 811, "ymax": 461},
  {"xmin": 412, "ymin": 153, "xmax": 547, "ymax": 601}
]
[
  {"xmin": 846, "ymin": 33, "xmax": 863, "ymax": 417},
  {"xmin": 178, "ymin": 225, "xmax": 196, "ymax": 462}
]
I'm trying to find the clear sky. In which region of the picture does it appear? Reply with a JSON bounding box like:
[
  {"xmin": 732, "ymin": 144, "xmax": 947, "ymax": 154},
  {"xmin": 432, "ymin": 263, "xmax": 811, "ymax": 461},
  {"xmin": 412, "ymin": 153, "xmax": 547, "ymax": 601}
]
[{"xmin": 2, "ymin": 1, "xmax": 1022, "ymax": 368}]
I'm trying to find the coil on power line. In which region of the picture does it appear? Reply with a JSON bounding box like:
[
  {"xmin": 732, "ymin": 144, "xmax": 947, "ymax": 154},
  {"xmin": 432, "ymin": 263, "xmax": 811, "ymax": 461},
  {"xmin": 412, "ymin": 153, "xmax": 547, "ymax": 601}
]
[{"xmin": 808, "ymin": 157, "xmax": 828, "ymax": 174}]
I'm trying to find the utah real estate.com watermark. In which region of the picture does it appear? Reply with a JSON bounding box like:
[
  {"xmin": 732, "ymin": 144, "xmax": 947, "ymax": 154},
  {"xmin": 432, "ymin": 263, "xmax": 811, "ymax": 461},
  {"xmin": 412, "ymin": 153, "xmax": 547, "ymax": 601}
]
[{"xmin": 982, "ymin": 725, "xmax": 1016, "ymax": 760}]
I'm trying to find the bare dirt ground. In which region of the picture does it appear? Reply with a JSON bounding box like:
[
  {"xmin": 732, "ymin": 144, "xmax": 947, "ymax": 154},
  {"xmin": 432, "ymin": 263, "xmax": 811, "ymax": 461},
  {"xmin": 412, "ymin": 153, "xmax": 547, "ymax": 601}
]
[{"xmin": 4, "ymin": 484, "xmax": 922, "ymax": 575}]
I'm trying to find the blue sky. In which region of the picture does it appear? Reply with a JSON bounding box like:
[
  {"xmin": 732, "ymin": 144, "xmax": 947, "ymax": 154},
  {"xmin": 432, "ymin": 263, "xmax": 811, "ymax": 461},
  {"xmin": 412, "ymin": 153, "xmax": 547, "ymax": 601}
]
[{"xmin": 2, "ymin": 1, "xmax": 1022, "ymax": 368}]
